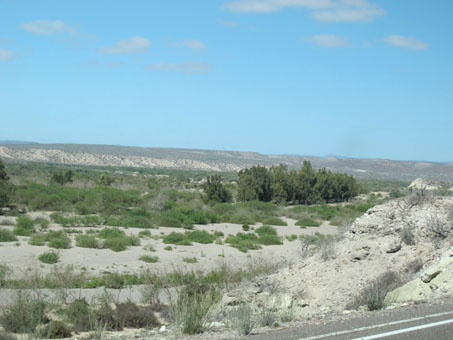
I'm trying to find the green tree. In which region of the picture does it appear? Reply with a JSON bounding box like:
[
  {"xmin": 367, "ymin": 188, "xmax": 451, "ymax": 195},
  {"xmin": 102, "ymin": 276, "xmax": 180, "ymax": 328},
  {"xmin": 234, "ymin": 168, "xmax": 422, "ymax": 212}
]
[
  {"xmin": 51, "ymin": 170, "xmax": 74, "ymax": 185},
  {"xmin": 237, "ymin": 166, "xmax": 272, "ymax": 202},
  {"xmin": 203, "ymin": 175, "xmax": 232, "ymax": 203},
  {"xmin": 0, "ymin": 159, "xmax": 13, "ymax": 208},
  {"xmin": 97, "ymin": 174, "xmax": 115, "ymax": 187}
]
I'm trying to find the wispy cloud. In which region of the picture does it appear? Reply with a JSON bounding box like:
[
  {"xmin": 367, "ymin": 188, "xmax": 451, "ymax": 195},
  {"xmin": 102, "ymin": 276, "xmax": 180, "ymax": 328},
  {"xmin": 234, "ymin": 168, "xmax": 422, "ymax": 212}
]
[
  {"xmin": 99, "ymin": 37, "xmax": 151, "ymax": 54},
  {"xmin": 0, "ymin": 48, "xmax": 15, "ymax": 60},
  {"xmin": 383, "ymin": 35, "xmax": 428, "ymax": 50},
  {"xmin": 222, "ymin": 0, "xmax": 385, "ymax": 22},
  {"xmin": 145, "ymin": 62, "xmax": 214, "ymax": 74},
  {"xmin": 305, "ymin": 34, "xmax": 349, "ymax": 47},
  {"xmin": 179, "ymin": 39, "xmax": 206, "ymax": 50},
  {"xmin": 217, "ymin": 19, "xmax": 240, "ymax": 28},
  {"xmin": 21, "ymin": 20, "xmax": 71, "ymax": 34}
]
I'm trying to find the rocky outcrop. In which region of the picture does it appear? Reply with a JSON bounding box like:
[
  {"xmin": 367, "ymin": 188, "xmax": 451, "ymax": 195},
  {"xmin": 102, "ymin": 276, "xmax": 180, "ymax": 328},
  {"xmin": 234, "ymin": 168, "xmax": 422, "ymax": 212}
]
[{"xmin": 218, "ymin": 197, "xmax": 453, "ymax": 320}]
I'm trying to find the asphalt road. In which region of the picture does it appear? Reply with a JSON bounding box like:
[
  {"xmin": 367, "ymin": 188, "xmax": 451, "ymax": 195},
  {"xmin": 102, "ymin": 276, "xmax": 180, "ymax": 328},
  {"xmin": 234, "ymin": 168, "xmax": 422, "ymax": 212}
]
[{"xmin": 241, "ymin": 302, "xmax": 453, "ymax": 340}]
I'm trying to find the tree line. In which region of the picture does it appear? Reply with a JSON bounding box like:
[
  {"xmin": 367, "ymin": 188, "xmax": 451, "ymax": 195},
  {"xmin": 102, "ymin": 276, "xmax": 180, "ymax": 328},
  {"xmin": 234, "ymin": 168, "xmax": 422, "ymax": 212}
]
[{"xmin": 236, "ymin": 161, "xmax": 358, "ymax": 204}]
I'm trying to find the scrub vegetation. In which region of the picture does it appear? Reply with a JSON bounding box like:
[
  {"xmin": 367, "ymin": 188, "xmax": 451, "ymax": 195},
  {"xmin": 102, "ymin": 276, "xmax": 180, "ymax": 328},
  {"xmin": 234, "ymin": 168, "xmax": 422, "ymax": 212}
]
[{"xmin": 0, "ymin": 159, "xmax": 410, "ymax": 338}]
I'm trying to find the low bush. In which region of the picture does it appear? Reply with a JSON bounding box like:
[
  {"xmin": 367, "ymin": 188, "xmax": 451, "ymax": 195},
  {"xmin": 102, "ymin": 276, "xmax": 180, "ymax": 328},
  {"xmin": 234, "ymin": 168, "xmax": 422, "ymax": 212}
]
[
  {"xmin": 348, "ymin": 271, "xmax": 402, "ymax": 311},
  {"xmin": 47, "ymin": 231, "xmax": 72, "ymax": 249},
  {"xmin": 98, "ymin": 227, "xmax": 126, "ymax": 239},
  {"xmin": 40, "ymin": 320, "xmax": 71, "ymax": 339},
  {"xmin": 230, "ymin": 304, "xmax": 253, "ymax": 335},
  {"xmin": 257, "ymin": 234, "xmax": 282, "ymax": 245},
  {"xmin": 139, "ymin": 255, "xmax": 159, "ymax": 263},
  {"xmin": 138, "ymin": 230, "xmax": 151, "ymax": 238},
  {"xmin": 182, "ymin": 257, "xmax": 198, "ymax": 264},
  {"xmin": 258, "ymin": 306, "xmax": 277, "ymax": 327},
  {"xmin": 262, "ymin": 217, "xmax": 287, "ymax": 226},
  {"xmin": 286, "ymin": 234, "xmax": 298, "ymax": 242},
  {"xmin": 62, "ymin": 299, "xmax": 92, "ymax": 332},
  {"xmin": 28, "ymin": 233, "xmax": 47, "ymax": 246},
  {"xmin": 99, "ymin": 228, "xmax": 140, "ymax": 251},
  {"xmin": 0, "ymin": 291, "xmax": 48, "ymax": 333},
  {"xmin": 255, "ymin": 225, "xmax": 277, "ymax": 236},
  {"xmin": 0, "ymin": 229, "xmax": 17, "ymax": 242},
  {"xmin": 163, "ymin": 230, "xmax": 216, "ymax": 246},
  {"xmin": 38, "ymin": 251, "xmax": 60, "ymax": 264},
  {"xmin": 115, "ymin": 302, "xmax": 160, "ymax": 329},
  {"xmin": 34, "ymin": 217, "xmax": 50, "ymax": 230},
  {"xmin": 163, "ymin": 232, "xmax": 192, "ymax": 246},
  {"xmin": 16, "ymin": 216, "xmax": 34, "ymax": 229},
  {"xmin": 172, "ymin": 281, "xmax": 220, "ymax": 334},
  {"xmin": 75, "ymin": 234, "xmax": 100, "ymax": 249},
  {"xmin": 225, "ymin": 233, "xmax": 261, "ymax": 253},
  {"xmin": 296, "ymin": 217, "xmax": 321, "ymax": 227}
]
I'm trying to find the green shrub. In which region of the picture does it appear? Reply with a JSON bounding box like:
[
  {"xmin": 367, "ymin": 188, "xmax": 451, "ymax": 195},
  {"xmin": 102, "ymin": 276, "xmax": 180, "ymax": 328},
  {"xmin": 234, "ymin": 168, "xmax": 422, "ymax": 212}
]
[
  {"xmin": 139, "ymin": 255, "xmax": 159, "ymax": 263},
  {"xmin": 182, "ymin": 257, "xmax": 198, "ymax": 264},
  {"xmin": 348, "ymin": 271, "xmax": 402, "ymax": 311},
  {"xmin": 296, "ymin": 217, "xmax": 321, "ymax": 227},
  {"xmin": 258, "ymin": 306, "xmax": 277, "ymax": 327},
  {"xmin": 103, "ymin": 238, "xmax": 130, "ymax": 252},
  {"xmin": 13, "ymin": 216, "xmax": 35, "ymax": 236},
  {"xmin": 34, "ymin": 218, "xmax": 50, "ymax": 230},
  {"xmin": 28, "ymin": 233, "xmax": 47, "ymax": 246},
  {"xmin": 213, "ymin": 231, "xmax": 224, "ymax": 237},
  {"xmin": 115, "ymin": 302, "xmax": 160, "ymax": 329},
  {"xmin": 0, "ymin": 291, "xmax": 48, "ymax": 333},
  {"xmin": 0, "ymin": 229, "xmax": 17, "ymax": 242},
  {"xmin": 186, "ymin": 230, "xmax": 215, "ymax": 244},
  {"xmin": 62, "ymin": 299, "xmax": 92, "ymax": 332},
  {"xmin": 225, "ymin": 233, "xmax": 261, "ymax": 253},
  {"xmin": 255, "ymin": 225, "xmax": 277, "ymax": 236},
  {"xmin": 38, "ymin": 251, "xmax": 59, "ymax": 264},
  {"xmin": 172, "ymin": 282, "xmax": 220, "ymax": 334},
  {"xmin": 16, "ymin": 216, "xmax": 34, "ymax": 229},
  {"xmin": 47, "ymin": 231, "xmax": 72, "ymax": 249},
  {"xmin": 98, "ymin": 228, "xmax": 139, "ymax": 251},
  {"xmin": 75, "ymin": 234, "xmax": 100, "ymax": 249},
  {"xmin": 257, "ymin": 234, "xmax": 283, "ymax": 245},
  {"xmin": 98, "ymin": 227, "xmax": 126, "ymax": 239},
  {"xmin": 163, "ymin": 232, "xmax": 192, "ymax": 246},
  {"xmin": 138, "ymin": 230, "xmax": 151, "ymax": 238},
  {"xmin": 242, "ymin": 224, "xmax": 250, "ymax": 231},
  {"xmin": 40, "ymin": 320, "xmax": 71, "ymax": 339},
  {"xmin": 286, "ymin": 234, "xmax": 298, "ymax": 242},
  {"xmin": 262, "ymin": 217, "xmax": 287, "ymax": 226},
  {"xmin": 164, "ymin": 246, "xmax": 173, "ymax": 251},
  {"xmin": 230, "ymin": 304, "xmax": 253, "ymax": 335}
]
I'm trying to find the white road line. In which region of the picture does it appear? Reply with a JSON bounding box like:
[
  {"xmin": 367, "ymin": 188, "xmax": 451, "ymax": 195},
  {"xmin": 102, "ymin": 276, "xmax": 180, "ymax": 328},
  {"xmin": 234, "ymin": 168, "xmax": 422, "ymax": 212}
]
[
  {"xmin": 298, "ymin": 311, "xmax": 453, "ymax": 340},
  {"xmin": 350, "ymin": 318, "xmax": 453, "ymax": 340}
]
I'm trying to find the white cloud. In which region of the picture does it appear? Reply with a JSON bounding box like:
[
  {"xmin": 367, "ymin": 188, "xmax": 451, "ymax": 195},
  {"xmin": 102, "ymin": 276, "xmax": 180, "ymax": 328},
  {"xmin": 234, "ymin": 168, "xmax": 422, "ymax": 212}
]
[
  {"xmin": 383, "ymin": 35, "xmax": 428, "ymax": 50},
  {"xmin": 217, "ymin": 19, "xmax": 239, "ymax": 28},
  {"xmin": 145, "ymin": 62, "xmax": 214, "ymax": 74},
  {"xmin": 305, "ymin": 34, "xmax": 349, "ymax": 47},
  {"xmin": 223, "ymin": 0, "xmax": 334, "ymax": 12},
  {"xmin": 99, "ymin": 37, "xmax": 151, "ymax": 54},
  {"xmin": 0, "ymin": 48, "xmax": 15, "ymax": 60},
  {"xmin": 222, "ymin": 0, "xmax": 385, "ymax": 22},
  {"xmin": 180, "ymin": 39, "xmax": 206, "ymax": 49},
  {"xmin": 313, "ymin": 7, "xmax": 385, "ymax": 22},
  {"xmin": 21, "ymin": 20, "xmax": 70, "ymax": 34}
]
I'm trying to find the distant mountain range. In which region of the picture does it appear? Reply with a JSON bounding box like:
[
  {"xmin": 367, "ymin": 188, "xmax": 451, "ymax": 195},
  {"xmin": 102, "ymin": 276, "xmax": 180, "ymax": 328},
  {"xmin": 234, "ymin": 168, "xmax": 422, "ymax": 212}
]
[{"xmin": 0, "ymin": 142, "xmax": 452, "ymax": 181}]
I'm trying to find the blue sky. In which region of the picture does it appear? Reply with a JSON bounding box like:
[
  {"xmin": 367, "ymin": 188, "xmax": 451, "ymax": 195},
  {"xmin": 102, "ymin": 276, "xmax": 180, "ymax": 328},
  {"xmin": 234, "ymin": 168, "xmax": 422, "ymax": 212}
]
[{"xmin": 1, "ymin": 0, "xmax": 452, "ymax": 162}]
